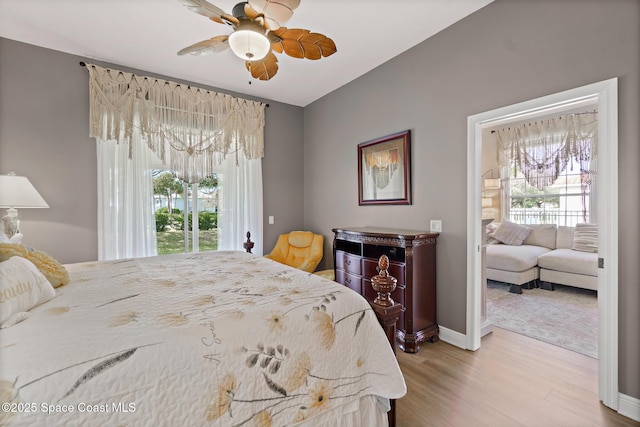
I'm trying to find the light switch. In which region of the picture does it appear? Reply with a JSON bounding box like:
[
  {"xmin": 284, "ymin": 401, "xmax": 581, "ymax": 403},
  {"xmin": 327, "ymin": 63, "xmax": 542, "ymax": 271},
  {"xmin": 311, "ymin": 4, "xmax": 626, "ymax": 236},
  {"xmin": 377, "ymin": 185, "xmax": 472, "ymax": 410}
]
[{"xmin": 268, "ymin": 216, "xmax": 274, "ymax": 225}]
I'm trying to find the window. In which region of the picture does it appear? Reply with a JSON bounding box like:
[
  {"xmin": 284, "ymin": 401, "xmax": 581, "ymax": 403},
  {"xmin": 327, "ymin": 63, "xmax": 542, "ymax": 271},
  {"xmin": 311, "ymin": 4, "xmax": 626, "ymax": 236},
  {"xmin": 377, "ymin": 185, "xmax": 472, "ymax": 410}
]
[
  {"xmin": 505, "ymin": 161, "xmax": 594, "ymax": 226},
  {"xmin": 495, "ymin": 110, "xmax": 598, "ymax": 228},
  {"xmin": 153, "ymin": 171, "xmax": 220, "ymax": 255},
  {"xmin": 88, "ymin": 63, "xmax": 265, "ymax": 259}
]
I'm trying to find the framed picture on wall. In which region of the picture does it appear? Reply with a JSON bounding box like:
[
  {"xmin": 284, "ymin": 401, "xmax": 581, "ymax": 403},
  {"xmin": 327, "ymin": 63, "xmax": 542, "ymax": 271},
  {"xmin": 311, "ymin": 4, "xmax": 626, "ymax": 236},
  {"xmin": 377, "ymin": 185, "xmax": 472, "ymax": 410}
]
[{"xmin": 358, "ymin": 130, "xmax": 411, "ymax": 205}]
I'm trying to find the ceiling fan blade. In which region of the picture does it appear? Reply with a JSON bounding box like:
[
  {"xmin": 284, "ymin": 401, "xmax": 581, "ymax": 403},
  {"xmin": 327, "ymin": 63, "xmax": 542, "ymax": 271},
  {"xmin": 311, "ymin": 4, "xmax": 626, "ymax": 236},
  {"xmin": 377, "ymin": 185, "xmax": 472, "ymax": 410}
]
[
  {"xmin": 177, "ymin": 35, "xmax": 229, "ymax": 55},
  {"xmin": 243, "ymin": 3, "xmax": 260, "ymax": 20},
  {"xmin": 246, "ymin": 51, "xmax": 279, "ymax": 80},
  {"xmin": 219, "ymin": 13, "xmax": 239, "ymax": 26},
  {"xmin": 248, "ymin": 0, "xmax": 300, "ymax": 29},
  {"xmin": 270, "ymin": 28, "xmax": 336, "ymax": 60},
  {"xmin": 176, "ymin": 0, "xmax": 237, "ymax": 25},
  {"xmin": 177, "ymin": 0, "xmax": 226, "ymax": 19}
]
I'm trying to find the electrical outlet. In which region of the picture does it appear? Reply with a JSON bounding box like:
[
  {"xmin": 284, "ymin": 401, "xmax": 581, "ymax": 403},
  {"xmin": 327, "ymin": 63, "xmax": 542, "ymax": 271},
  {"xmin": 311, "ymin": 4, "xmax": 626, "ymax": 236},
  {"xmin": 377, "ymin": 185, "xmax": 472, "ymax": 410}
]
[{"xmin": 430, "ymin": 220, "xmax": 442, "ymax": 233}]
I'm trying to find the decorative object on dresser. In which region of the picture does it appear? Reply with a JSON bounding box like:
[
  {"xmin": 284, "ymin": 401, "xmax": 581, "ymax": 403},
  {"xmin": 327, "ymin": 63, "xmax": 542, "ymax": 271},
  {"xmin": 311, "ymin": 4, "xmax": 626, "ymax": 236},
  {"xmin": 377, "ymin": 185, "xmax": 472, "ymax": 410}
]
[
  {"xmin": 357, "ymin": 130, "xmax": 411, "ymax": 205},
  {"xmin": 332, "ymin": 227, "xmax": 439, "ymax": 353}
]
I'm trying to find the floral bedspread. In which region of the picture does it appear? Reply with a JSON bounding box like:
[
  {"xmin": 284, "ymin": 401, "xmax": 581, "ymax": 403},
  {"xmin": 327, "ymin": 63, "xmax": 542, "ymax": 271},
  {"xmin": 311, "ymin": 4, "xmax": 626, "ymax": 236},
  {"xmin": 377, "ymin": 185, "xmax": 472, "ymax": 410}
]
[{"xmin": 0, "ymin": 251, "xmax": 406, "ymax": 426}]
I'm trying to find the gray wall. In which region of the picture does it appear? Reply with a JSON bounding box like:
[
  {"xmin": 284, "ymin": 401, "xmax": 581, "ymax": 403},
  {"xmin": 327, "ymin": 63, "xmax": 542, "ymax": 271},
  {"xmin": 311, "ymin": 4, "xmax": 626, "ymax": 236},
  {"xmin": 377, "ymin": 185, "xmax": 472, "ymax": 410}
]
[
  {"xmin": 0, "ymin": 38, "xmax": 305, "ymax": 263},
  {"xmin": 303, "ymin": 0, "xmax": 639, "ymax": 399},
  {"xmin": 0, "ymin": 41, "xmax": 97, "ymax": 262}
]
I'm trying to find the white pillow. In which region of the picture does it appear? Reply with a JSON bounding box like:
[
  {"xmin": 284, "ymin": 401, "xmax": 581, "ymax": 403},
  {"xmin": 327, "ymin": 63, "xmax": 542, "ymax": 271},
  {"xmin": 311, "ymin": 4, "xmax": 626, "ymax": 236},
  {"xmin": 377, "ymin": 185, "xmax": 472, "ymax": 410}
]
[
  {"xmin": 0, "ymin": 256, "xmax": 56, "ymax": 325},
  {"xmin": 572, "ymin": 223, "xmax": 598, "ymax": 253},
  {"xmin": 522, "ymin": 224, "xmax": 558, "ymax": 249},
  {"xmin": 492, "ymin": 221, "xmax": 532, "ymax": 246}
]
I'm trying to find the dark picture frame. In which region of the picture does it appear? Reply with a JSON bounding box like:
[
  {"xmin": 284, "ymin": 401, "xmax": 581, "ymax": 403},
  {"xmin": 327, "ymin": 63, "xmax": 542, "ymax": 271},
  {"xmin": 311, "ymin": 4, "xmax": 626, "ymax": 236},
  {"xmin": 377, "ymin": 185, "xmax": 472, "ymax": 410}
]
[{"xmin": 358, "ymin": 130, "xmax": 411, "ymax": 205}]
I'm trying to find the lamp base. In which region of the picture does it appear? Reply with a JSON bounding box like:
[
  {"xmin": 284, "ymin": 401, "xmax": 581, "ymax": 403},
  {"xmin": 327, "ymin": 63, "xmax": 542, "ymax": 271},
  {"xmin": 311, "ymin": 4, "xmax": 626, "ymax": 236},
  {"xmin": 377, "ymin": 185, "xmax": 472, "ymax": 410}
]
[{"xmin": 3, "ymin": 208, "xmax": 19, "ymax": 239}]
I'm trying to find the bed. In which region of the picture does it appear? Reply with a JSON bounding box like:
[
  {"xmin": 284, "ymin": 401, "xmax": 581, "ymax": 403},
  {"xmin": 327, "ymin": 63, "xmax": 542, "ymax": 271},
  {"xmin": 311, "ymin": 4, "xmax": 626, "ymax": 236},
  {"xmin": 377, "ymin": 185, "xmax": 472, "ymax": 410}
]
[{"xmin": 0, "ymin": 246, "xmax": 405, "ymax": 426}]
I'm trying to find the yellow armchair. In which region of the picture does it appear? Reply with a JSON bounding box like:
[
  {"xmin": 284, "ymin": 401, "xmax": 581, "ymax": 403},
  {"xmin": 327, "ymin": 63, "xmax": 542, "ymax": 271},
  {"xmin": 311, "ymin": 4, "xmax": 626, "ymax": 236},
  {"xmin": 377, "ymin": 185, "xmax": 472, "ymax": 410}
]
[{"xmin": 264, "ymin": 231, "xmax": 324, "ymax": 272}]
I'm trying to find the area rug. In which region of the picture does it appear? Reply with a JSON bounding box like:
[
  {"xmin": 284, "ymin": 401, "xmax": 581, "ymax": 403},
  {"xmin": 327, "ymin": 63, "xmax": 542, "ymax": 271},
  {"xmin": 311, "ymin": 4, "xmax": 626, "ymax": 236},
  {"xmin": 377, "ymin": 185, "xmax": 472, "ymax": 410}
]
[{"xmin": 486, "ymin": 280, "xmax": 598, "ymax": 358}]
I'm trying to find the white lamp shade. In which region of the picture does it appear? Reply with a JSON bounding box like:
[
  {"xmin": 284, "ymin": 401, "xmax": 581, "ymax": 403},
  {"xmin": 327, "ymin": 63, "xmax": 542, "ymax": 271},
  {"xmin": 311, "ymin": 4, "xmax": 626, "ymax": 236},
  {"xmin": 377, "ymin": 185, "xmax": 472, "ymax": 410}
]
[
  {"xmin": 0, "ymin": 175, "xmax": 49, "ymax": 208},
  {"xmin": 228, "ymin": 30, "xmax": 270, "ymax": 61}
]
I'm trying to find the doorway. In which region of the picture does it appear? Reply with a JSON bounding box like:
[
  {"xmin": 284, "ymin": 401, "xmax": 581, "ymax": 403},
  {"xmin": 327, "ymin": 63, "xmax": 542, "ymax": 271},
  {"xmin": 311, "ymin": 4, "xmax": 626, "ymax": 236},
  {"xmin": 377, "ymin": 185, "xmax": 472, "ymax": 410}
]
[
  {"xmin": 466, "ymin": 78, "xmax": 619, "ymax": 410},
  {"xmin": 481, "ymin": 99, "xmax": 597, "ymax": 357}
]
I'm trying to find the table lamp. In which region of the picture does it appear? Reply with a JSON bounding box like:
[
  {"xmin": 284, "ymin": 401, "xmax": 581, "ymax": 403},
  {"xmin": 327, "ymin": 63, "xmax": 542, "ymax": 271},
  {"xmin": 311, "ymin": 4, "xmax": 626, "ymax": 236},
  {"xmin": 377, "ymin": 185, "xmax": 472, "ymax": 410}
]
[{"xmin": 0, "ymin": 172, "xmax": 49, "ymax": 244}]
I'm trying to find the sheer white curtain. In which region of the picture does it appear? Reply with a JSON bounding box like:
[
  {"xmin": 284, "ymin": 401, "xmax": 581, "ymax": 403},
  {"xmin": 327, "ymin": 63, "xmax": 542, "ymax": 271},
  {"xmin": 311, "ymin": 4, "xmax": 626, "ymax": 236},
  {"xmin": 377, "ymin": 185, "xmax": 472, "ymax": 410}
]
[
  {"xmin": 97, "ymin": 109, "xmax": 157, "ymax": 260},
  {"xmin": 218, "ymin": 152, "xmax": 263, "ymax": 255}
]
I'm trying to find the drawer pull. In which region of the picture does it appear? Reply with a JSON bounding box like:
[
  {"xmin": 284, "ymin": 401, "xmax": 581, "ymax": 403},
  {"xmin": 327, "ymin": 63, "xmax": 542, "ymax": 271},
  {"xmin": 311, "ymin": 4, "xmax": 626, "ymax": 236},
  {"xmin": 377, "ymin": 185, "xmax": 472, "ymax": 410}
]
[
  {"xmin": 345, "ymin": 277, "xmax": 351, "ymax": 284},
  {"xmin": 345, "ymin": 259, "xmax": 351, "ymax": 266}
]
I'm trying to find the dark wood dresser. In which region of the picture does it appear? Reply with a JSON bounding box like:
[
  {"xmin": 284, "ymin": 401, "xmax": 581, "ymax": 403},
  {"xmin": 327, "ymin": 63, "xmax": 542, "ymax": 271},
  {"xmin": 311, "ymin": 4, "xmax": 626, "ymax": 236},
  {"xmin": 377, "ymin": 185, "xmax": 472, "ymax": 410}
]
[{"xmin": 332, "ymin": 227, "xmax": 439, "ymax": 353}]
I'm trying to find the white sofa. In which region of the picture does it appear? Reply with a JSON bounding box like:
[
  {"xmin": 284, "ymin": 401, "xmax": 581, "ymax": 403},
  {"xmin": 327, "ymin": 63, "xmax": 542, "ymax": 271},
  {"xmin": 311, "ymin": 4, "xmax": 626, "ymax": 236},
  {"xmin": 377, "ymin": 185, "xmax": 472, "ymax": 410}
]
[{"xmin": 486, "ymin": 223, "xmax": 598, "ymax": 294}]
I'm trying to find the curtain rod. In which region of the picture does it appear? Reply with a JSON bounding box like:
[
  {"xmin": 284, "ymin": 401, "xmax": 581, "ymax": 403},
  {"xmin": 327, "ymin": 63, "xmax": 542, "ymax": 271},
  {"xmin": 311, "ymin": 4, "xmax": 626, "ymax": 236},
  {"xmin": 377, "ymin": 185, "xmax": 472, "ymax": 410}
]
[
  {"xmin": 490, "ymin": 110, "xmax": 597, "ymax": 134},
  {"xmin": 79, "ymin": 61, "xmax": 269, "ymax": 107}
]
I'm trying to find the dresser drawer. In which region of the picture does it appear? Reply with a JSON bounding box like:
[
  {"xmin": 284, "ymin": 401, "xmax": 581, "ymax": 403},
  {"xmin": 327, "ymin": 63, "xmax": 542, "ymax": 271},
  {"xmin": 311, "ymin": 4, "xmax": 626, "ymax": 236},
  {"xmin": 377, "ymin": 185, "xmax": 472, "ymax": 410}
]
[
  {"xmin": 362, "ymin": 279, "xmax": 405, "ymax": 307},
  {"xmin": 335, "ymin": 269, "xmax": 362, "ymax": 294},
  {"xmin": 335, "ymin": 251, "xmax": 362, "ymax": 276},
  {"xmin": 363, "ymin": 258, "xmax": 405, "ymax": 285}
]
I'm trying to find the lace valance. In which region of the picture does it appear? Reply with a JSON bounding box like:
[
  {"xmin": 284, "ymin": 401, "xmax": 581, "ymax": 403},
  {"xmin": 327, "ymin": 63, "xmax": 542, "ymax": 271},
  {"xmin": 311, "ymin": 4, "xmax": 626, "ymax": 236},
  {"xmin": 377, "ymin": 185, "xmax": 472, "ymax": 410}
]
[
  {"xmin": 86, "ymin": 64, "xmax": 265, "ymax": 183},
  {"xmin": 496, "ymin": 112, "xmax": 597, "ymax": 190}
]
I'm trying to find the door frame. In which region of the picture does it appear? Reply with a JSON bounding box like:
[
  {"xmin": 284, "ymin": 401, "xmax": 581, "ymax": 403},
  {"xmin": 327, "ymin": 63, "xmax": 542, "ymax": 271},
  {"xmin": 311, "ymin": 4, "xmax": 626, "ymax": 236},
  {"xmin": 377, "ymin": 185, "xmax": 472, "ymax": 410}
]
[{"xmin": 465, "ymin": 78, "xmax": 619, "ymax": 409}]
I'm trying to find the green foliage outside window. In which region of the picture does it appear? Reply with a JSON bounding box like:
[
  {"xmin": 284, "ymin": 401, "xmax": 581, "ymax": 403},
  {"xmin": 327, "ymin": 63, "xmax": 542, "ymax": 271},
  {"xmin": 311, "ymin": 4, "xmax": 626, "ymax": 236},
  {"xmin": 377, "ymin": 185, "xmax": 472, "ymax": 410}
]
[{"xmin": 155, "ymin": 211, "xmax": 217, "ymax": 231}]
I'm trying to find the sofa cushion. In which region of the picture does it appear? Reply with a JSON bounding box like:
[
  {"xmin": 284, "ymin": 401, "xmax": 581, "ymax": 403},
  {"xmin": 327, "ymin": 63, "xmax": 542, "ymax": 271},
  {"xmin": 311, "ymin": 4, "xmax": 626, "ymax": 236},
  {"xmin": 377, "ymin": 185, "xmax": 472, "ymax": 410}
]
[
  {"xmin": 538, "ymin": 248, "xmax": 598, "ymax": 276},
  {"xmin": 556, "ymin": 226, "xmax": 574, "ymax": 249},
  {"xmin": 486, "ymin": 244, "xmax": 551, "ymax": 272},
  {"xmin": 572, "ymin": 223, "xmax": 598, "ymax": 253},
  {"xmin": 492, "ymin": 221, "xmax": 532, "ymax": 246},
  {"xmin": 522, "ymin": 224, "xmax": 557, "ymax": 249}
]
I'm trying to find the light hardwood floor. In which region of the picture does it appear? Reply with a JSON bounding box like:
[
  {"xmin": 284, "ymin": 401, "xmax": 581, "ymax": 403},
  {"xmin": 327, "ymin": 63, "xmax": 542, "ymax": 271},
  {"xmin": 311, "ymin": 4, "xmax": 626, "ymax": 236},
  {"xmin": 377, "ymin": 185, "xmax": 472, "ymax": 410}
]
[{"xmin": 395, "ymin": 327, "xmax": 638, "ymax": 427}]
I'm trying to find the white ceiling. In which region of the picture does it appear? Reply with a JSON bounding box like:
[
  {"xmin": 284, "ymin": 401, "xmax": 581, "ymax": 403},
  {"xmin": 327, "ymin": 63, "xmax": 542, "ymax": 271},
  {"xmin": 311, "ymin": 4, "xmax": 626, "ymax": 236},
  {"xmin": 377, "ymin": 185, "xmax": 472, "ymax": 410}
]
[{"xmin": 0, "ymin": 0, "xmax": 493, "ymax": 107}]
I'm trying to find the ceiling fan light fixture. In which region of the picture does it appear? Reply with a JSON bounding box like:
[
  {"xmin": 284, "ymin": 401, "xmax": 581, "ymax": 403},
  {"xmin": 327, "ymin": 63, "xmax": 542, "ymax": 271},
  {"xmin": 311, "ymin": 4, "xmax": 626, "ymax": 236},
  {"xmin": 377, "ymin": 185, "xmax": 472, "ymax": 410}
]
[{"xmin": 228, "ymin": 27, "xmax": 270, "ymax": 61}]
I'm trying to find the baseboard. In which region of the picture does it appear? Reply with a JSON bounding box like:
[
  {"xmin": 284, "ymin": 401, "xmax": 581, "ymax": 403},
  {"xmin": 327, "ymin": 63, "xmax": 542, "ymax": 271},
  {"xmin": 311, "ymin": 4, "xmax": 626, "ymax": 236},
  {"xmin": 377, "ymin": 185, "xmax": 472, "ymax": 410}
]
[
  {"xmin": 481, "ymin": 319, "xmax": 493, "ymax": 337},
  {"xmin": 619, "ymin": 393, "xmax": 640, "ymax": 422},
  {"xmin": 438, "ymin": 325, "xmax": 467, "ymax": 349}
]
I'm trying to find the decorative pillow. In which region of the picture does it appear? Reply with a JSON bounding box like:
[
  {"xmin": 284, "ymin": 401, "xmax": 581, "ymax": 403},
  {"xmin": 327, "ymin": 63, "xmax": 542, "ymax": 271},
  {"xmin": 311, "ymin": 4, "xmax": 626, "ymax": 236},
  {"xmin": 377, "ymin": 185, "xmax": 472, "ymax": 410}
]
[
  {"xmin": 486, "ymin": 222, "xmax": 500, "ymax": 235},
  {"xmin": 484, "ymin": 222, "xmax": 501, "ymax": 244},
  {"xmin": 0, "ymin": 256, "xmax": 56, "ymax": 325},
  {"xmin": 522, "ymin": 224, "xmax": 558, "ymax": 249},
  {"xmin": 572, "ymin": 223, "xmax": 598, "ymax": 253},
  {"xmin": 492, "ymin": 221, "xmax": 532, "ymax": 246},
  {"xmin": 0, "ymin": 243, "xmax": 69, "ymax": 288}
]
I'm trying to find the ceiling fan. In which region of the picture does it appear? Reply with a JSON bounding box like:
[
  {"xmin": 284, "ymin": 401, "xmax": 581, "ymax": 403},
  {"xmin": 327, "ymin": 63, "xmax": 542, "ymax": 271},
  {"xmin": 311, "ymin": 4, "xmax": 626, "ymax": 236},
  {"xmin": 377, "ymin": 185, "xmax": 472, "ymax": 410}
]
[{"xmin": 176, "ymin": 0, "xmax": 337, "ymax": 81}]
